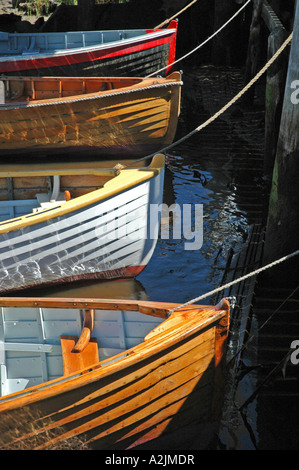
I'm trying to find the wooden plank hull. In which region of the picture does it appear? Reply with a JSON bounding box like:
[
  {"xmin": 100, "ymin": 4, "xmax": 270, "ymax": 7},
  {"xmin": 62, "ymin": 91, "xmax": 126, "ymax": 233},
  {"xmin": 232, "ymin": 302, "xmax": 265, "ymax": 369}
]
[
  {"xmin": 0, "ymin": 73, "xmax": 182, "ymax": 158},
  {"xmin": 0, "ymin": 155, "xmax": 164, "ymax": 293},
  {"xmin": 0, "ymin": 297, "xmax": 230, "ymax": 450},
  {"xmin": 0, "ymin": 22, "xmax": 177, "ymax": 77}
]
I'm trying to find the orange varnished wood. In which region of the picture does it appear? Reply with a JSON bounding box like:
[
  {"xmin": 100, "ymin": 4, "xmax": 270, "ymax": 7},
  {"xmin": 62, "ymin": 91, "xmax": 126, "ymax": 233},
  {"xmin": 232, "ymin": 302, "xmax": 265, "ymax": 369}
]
[
  {"xmin": 2, "ymin": 332, "xmax": 216, "ymax": 449},
  {"xmin": 0, "ymin": 175, "xmax": 48, "ymax": 201},
  {"xmin": 0, "ymin": 73, "xmax": 182, "ymax": 157},
  {"xmin": 211, "ymin": 298, "xmax": 231, "ymax": 420},
  {"xmin": 0, "ymin": 297, "xmax": 230, "ymax": 450},
  {"xmin": 0, "ymin": 166, "xmax": 125, "ymax": 201},
  {"xmin": 0, "ymin": 296, "xmax": 178, "ymax": 317},
  {"xmin": 72, "ymin": 309, "xmax": 95, "ymax": 353},
  {"xmin": 61, "ymin": 336, "xmax": 99, "ymax": 376}
]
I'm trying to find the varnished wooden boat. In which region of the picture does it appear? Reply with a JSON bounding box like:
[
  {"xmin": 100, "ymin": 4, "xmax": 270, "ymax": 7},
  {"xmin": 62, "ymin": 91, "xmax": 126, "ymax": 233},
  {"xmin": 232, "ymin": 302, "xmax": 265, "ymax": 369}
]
[
  {"xmin": 0, "ymin": 154, "xmax": 164, "ymax": 293},
  {"xmin": 0, "ymin": 72, "xmax": 182, "ymax": 158},
  {"xmin": 0, "ymin": 296, "xmax": 230, "ymax": 450},
  {"xmin": 0, "ymin": 21, "xmax": 177, "ymax": 77}
]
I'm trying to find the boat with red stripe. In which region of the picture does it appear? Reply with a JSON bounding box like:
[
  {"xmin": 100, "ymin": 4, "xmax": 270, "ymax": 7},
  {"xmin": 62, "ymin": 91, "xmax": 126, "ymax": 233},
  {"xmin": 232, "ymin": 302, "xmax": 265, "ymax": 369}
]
[{"xmin": 0, "ymin": 20, "xmax": 177, "ymax": 77}]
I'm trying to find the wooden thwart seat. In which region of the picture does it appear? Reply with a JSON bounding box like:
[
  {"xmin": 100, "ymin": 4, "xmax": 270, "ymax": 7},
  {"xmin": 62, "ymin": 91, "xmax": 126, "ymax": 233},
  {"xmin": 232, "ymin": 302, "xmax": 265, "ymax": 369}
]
[
  {"xmin": 60, "ymin": 337, "xmax": 99, "ymax": 376},
  {"xmin": 61, "ymin": 309, "xmax": 99, "ymax": 375}
]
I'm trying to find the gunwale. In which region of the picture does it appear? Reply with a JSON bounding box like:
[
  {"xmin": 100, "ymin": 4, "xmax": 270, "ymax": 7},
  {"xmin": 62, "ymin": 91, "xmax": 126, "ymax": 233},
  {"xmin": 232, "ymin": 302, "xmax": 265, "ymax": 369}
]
[
  {"xmin": 0, "ymin": 21, "xmax": 178, "ymax": 78},
  {"xmin": 0, "ymin": 73, "xmax": 181, "ymax": 157},
  {"xmin": 0, "ymin": 73, "xmax": 182, "ymax": 108},
  {"xmin": 0, "ymin": 27, "xmax": 177, "ymax": 63},
  {"xmin": 0, "ymin": 153, "xmax": 164, "ymax": 234},
  {"xmin": 0, "ymin": 297, "xmax": 230, "ymax": 413}
]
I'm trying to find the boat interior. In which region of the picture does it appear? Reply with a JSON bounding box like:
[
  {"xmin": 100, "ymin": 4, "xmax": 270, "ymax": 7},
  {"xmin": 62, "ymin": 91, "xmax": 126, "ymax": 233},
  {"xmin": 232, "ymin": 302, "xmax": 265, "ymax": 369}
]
[
  {"xmin": 0, "ymin": 76, "xmax": 143, "ymax": 105},
  {"xmin": 0, "ymin": 300, "xmax": 165, "ymax": 398},
  {"xmin": 0, "ymin": 158, "xmax": 149, "ymax": 223},
  {"xmin": 0, "ymin": 29, "xmax": 151, "ymax": 56}
]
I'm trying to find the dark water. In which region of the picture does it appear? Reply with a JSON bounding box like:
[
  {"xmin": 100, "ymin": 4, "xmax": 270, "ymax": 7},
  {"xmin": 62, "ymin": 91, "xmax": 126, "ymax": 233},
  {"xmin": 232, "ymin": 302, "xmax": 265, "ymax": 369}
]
[
  {"xmin": 11, "ymin": 65, "xmax": 267, "ymax": 450},
  {"xmin": 26, "ymin": 65, "xmax": 259, "ymax": 304},
  {"xmin": 19, "ymin": 151, "xmax": 244, "ymax": 303}
]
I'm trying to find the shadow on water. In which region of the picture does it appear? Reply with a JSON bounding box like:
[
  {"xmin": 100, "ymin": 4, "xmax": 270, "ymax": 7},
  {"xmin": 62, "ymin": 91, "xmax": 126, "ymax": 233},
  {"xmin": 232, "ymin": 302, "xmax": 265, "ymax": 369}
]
[{"xmin": 13, "ymin": 278, "xmax": 150, "ymax": 300}]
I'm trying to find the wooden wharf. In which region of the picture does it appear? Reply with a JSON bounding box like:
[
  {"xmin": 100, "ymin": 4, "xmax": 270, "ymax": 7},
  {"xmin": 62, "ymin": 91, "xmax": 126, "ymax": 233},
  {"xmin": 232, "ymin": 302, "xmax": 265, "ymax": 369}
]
[{"xmin": 215, "ymin": 0, "xmax": 299, "ymax": 449}]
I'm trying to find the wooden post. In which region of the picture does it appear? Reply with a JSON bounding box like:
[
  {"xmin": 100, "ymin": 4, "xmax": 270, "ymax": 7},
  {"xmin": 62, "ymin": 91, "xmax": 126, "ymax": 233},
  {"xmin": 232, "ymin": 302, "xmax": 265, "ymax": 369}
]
[
  {"xmin": 263, "ymin": 3, "xmax": 288, "ymax": 176},
  {"xmin": 243, "ymin": 0, "xmax": 263, "ymax": 105},
  {"xmin": 263, "ymin": 0, "xmax": 299, "ymax": 279},
  {"xmin": 77, "ymin": 0, "xmax": 96, "ymax": 31}
]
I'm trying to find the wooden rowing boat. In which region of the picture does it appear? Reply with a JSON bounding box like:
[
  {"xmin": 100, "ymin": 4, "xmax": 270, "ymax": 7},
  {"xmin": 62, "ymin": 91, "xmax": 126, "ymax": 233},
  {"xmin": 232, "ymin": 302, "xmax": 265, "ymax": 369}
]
[
  {"xmin": 0, "ymin": 72, "xmax": 182, "ymax": 158},
  {"xmin": 0, "ymin": 296, "xmax": 230, "ymax": 450},
  {"xmin": 0, "ymin": 21, "xmax": 177, "ymax": 77},
  {"xmin": 0, "ymin": 154, "xmax": 164, "ymax": 293}
]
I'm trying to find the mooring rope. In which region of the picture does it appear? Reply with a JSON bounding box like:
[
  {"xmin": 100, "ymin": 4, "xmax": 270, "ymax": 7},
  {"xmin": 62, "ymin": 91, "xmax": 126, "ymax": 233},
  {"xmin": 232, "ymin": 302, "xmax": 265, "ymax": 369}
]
[
  {"xmin": 154, "ymin": 0, "xmax": 199, "ymax": 30},
  {"xmin": 167, "ymin": 250, "xmax": 299, "ymax": 314},
  {"xmin": 145, "ymin": 0, "xmax": 252, "ymax": 78},
  {"xmin": 0, "ymin": 80, "xmax": 183, "ymax": 109},
  {"xmin": 156, "ymin": 31, "xmax": 292, "ymax": 152},
  {"xmin": 125, "ymin": 19, "xmax": 295, "ymax": 318},
  {"xmin": 128, "ymin": 30, "xmax": 292, "ymax": 168}
]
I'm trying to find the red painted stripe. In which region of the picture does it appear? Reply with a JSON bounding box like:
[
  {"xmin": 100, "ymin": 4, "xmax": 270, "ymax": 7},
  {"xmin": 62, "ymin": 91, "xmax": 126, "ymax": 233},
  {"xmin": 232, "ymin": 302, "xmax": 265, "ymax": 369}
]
[
  {"xmin": 166, "ymin": 21, "xmax": 178, "ymax": 74},
  {"xmin": 0, "ymin": 28, "xmax": 177, "ymax": 74}
]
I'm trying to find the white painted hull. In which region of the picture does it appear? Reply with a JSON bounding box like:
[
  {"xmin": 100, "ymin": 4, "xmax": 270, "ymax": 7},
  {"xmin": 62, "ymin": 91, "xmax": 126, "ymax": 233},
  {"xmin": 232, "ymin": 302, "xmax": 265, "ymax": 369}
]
[{"xmin": 0, "ymin": 158, "xmax": 164, "ymax": 293}]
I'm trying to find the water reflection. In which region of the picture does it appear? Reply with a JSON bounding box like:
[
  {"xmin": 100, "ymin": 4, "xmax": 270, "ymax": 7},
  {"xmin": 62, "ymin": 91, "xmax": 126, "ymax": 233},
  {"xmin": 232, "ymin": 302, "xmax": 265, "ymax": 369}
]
[
  {"xmin": 0, "ymin": 65, "xmax": 267, "ymax": 450},
  {"xmin": 10, "ymin": 278, "xmax": 149, "ymax": 300},
  {"xmin": 6, "ymin": 145, "xmax": 251, "ymax": 305},
  {"xmin": 137, "ymin": 152, "xmax": 249, "ymax": 304},
  {"xmin": 6, "ymin": 127, "xmax": 252, "ymax": 305}
]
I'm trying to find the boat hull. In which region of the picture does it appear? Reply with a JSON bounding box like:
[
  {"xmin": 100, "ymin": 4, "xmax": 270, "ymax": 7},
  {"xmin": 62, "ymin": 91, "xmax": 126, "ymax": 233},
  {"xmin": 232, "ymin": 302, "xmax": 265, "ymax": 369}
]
[
  {"xmin": 0, "ymin": 155, "xmax": 164, "ymax": 293},
  {"xmin": 0, "ymin": 298, "xmax": 230, "ymax": 450},
  {"xmin": 0, "ymin": 73, "xmax": 182, "ymax": 158},
  {"xmin": 0, "ymin": 22, "xmax": 177, "ymax": 77}
]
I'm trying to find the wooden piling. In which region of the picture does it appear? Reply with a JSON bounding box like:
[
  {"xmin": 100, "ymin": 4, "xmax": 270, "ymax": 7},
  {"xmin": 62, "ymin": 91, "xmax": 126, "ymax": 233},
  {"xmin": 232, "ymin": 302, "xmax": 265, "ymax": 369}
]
[
  {"xmin": 243, "ymin": 0, "xmax": 263, "ymax": 106},
  {"xmin": 263, "ymin": 2, "xmax": 288, "ymax": 176},
  {"xmin": 263, "ymin": 0, "xmax": 299, "ymax": 279}
]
